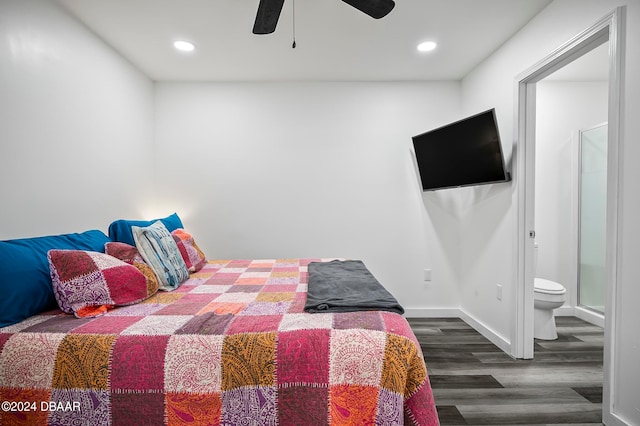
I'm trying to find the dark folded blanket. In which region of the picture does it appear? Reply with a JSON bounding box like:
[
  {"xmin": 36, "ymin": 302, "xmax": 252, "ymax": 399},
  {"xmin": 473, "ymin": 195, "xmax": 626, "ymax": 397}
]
[{"xmin": 304, "ymin": 260, "xmax": 404, "ymax": 314}]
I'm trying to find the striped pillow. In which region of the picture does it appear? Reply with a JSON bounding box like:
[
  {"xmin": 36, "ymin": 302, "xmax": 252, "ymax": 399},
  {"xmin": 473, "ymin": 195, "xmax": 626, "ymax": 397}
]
[{"xmin": 132, "ymin": 221, "xmax": 189, "ymax": 291}]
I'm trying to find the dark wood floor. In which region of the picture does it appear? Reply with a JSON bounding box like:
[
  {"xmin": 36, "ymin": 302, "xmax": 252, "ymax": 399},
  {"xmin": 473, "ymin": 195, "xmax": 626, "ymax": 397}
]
[{"xmin": 408, "ymin": 316, "xmax": 604, "ymax": 426}]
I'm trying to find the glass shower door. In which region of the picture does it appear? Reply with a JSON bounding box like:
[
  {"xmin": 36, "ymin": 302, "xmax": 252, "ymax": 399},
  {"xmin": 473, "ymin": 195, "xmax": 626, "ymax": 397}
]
[{"xmin": 578, "ymin": 123, "xmax": 607, "ymax": 314}]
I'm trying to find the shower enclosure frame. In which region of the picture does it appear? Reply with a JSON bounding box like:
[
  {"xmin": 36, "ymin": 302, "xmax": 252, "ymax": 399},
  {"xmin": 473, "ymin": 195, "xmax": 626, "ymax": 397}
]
[{"xmin": 576, "ymin": 122, "xmax": 608, "ymax": 325}]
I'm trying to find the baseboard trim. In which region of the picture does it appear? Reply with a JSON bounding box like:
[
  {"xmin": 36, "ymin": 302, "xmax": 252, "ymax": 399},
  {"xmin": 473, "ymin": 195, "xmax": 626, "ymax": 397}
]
[
  {"xmin": 574, "ymin": 306, "xmax": 605, "ymax": 328},
  {"xmin": 404, "ymin": 308, "xmax": 512, "ymax": 355},
  {"xmin": 458, "ymin": 310, "xmax": 512, "ymax": 355}
]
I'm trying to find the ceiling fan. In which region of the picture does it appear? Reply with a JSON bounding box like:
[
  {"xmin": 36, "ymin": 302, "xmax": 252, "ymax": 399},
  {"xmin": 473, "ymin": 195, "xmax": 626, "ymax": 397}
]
[{"xmin": 253, "ymin": 0, "xmax": 396, "ymax": 34}]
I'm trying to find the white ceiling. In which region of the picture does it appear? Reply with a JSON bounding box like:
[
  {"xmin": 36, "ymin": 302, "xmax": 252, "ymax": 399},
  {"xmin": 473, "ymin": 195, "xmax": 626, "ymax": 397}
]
[{"xmin": 57, "ymin": 0, "xmax": 558, "ymax": 82}]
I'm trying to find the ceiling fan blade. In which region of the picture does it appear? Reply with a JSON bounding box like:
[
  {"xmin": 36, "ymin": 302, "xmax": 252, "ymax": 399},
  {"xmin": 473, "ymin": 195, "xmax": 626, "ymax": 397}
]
[
  {"xmin": 253, "ymin": 0, "xmax": 286, "ymax": 34},
  {"xmin": 341, "ymin": 0, "xmax": 395, "ymax": 19}
]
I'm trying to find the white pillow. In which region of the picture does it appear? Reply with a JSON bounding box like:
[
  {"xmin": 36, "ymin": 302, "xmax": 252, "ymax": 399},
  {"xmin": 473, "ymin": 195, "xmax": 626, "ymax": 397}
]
[{"xmin": 132, "ymin": 221, "xmax": 189, "ymax": 291}]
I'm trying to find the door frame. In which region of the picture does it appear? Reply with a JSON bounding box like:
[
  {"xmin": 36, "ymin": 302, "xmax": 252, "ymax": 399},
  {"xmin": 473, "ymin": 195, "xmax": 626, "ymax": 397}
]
[{"xmin": 511, "ymin": 6, "xmax": 624, "ymax": 423}]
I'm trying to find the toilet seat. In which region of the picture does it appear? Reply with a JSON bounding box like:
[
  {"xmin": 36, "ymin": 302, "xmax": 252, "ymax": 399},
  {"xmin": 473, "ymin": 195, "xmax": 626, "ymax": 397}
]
[{"xmin": 534, "ymin": 278, "xmax": 566, "ymax": 295}]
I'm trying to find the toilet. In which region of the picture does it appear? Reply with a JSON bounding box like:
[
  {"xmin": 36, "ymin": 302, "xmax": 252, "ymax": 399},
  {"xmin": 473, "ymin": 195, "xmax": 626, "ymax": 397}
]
[{"xmin": 533, "ymin": 244, "xmax": 567, "ymax": 340}]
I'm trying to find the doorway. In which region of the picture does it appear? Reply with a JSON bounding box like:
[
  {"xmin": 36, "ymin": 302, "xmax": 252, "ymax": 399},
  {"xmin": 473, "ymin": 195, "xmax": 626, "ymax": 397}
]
[
  {"xmin": 512, "ymin": 6, "xmax": 624, "ymax": 425},
  {"xmin": 534, "ymin": 44, "xmax": 609, "ymax": 330}
]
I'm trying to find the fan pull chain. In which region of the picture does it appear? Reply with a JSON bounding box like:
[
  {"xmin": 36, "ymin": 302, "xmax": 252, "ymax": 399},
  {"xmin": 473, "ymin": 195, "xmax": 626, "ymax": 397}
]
[{"xmin": 291, "ymin": 0, "xmax": 296, "ymax": 48}]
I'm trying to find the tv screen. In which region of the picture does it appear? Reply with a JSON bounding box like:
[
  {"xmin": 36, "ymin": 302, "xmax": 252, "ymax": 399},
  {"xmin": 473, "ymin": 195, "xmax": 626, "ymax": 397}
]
[{"xmin": 412, "ymin": 108, "xmax": 510, "ymax": 191}]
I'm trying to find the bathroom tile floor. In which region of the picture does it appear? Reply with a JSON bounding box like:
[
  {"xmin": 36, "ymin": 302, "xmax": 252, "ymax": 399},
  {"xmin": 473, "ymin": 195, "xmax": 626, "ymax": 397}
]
[{"xmin": 408, "ymin": 316, "xmax": 604, "ymax": 425}]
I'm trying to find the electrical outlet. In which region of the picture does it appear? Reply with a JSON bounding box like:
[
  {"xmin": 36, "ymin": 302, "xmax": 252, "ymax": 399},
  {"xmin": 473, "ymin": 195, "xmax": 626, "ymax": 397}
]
[
  {"xmin": 423, "ymin": 269, "xmax": 432, "ymax": 282},
  {"xmin": 496, "ymin": 284, "xmax": 503, "ymax": 301}
]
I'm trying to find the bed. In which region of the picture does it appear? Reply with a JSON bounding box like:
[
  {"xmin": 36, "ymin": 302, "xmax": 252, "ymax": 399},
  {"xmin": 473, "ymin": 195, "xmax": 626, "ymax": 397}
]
[{"xmin": 0, "ymin": 218, "xmax": 440, "ymax": 425}]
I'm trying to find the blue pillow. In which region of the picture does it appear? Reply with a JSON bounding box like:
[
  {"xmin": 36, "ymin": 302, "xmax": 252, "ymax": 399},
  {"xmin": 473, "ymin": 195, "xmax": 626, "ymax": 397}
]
[
  {"xmin": 107, "ymin": 213, "xmax": 184, "ymax": 246},
  {"xmin": 0, "ymin": 230, "xmax": 111, "ymax": 327}
]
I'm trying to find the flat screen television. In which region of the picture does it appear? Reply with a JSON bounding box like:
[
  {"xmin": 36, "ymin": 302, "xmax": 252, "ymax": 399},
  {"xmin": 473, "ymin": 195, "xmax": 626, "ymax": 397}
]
[{"xmin": 412, "ymin": 108, "xmax": 511, "ymax": 191}]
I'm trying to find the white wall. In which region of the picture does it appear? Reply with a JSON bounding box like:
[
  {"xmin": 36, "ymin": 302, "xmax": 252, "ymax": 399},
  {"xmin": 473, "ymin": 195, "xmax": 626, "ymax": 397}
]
[
  {"xmin": 535, "ymin": 81, "xmax": 609, "ymax": 308},
  {"xmin": 461, "ymin": 1, "xmax": 640, "ymax": 424},
  {"xmin": 154, "ymin": 81, "xmax": 462, "ymax": 313},
  {"xmin": 0, "ymin": 0, "xmax": 155, "ymax": 239}
]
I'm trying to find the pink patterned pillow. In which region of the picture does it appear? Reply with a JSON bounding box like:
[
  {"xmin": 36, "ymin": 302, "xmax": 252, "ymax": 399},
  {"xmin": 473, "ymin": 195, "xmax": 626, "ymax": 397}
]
[
  {"xmin": 105, "ymin": 242, "xmax": 160, "ymax": 297},
  {"xmin": 48, "ymin": 250, "xmax": 150, "ymax": 318},
  {"xmin": 171, "ymin": 229, "xmax": 206, "ymax": 272}
]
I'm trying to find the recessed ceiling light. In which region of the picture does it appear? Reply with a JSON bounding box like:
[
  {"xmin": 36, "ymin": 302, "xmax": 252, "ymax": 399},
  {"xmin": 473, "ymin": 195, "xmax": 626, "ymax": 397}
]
[
  {"xmin": 417, "ymin": 41, "xmax": 437, "ymax": 52},
  {"xmin": 173, "ymin": 40, "xmax": 195, "ymax": 52}
]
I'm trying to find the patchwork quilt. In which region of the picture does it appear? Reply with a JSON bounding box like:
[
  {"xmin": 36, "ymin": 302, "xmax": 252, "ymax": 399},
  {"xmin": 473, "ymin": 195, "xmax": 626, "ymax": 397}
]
[{"xmin": 0, "ymin": 259, "xmax": 440, "ymax": 425}]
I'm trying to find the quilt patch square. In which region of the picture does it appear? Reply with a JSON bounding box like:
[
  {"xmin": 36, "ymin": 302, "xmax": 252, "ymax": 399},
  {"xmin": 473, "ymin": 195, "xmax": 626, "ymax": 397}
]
[
  {"xmin": 255, "ymin": 292, "xmax": 294, "ymax": 303},
  {"xmin": 226, "ymin": 315, "xmax": 283, "ymax": 335},
  {"xmin": 110, "ymin": 335, "xmax": 169, "ymax": 391},
  {"xmin": 245, "ymin": 267, "xmax": 272, "ymax": 272},
  {"xmin": 21, "ymin": 315, "xmax": 93, "ymax": 333},
  {"xmin": 221, "ymin": 332, "xmax": 276, "ymax": 390},
  {"xmin": 278, "ymin": 385, "xmax": 328, "ymax": 426},
  {"xmin": 276, "ymin": 329, "xmax": 330, "ymax": 384},
  {"xmin": 329, "ymin": 329, "xmax": 386, "ymax": 386},
  {"xmin": 235, "ymin": 276, "xmax": 268, "ymax": 285},
  {"xmin": 261, "ymin": 284, "xmax": 297, "ymax": 293},
  {"xmin": 404, "ymin": 378, "xmax": 439, "ymax": 422},
  {"xmin": 274, "ymin": 259, "xmax": 299, "ymax": 267},
  {"xmin": 329, "ymin": 384, "xmax": 379, "ymax": 426},
  {"xmin": 120, "ymin": 315, "xmax": 192, "ymax": 335},
  {"xmin": 266, "ymin": 270, "xmax": 299, "ymax": 285},
  {"xmin": 175, "ymin": 312, "xmax": 233, "ymax": 335},
  {"xmin": 200, "ymin": 302, "xmax": 246, "ymax": 315},
  {"xmin": 226, "ymin": 285, "xmax": 263, "ymax": 293},
  {"xmin": 190, "ymin": 284, "xmax": 230, "ymax": 294},
  {"xmin": 52, "ymin": 334, "xmax": 116, "ymax": 390},
  {"xmin": 221, "ymin": 386, "xmax": 276, "ymax": 426},
  {"xmin": 0, "ymin": 388, "xmax": 50, "ymax": 425},
  {"xmin": 381, "ymin": 333, "xmax": 425, "ymax": 396},
  {"xmin": 241, "ymin": 302, "xmax": 290, "ymax": 316},
  {"xmin": 218, "ymin": 268, "xmax": 246, "ymax": 274},
  {"xmin": 376, "ymin": 388, "xmax": 404, "ymax": 425},
  {"xmin": 333, "ymin": 311, "xmax": 384, "ymax": 331},
  {"xmin": 111, "ymin": 391, "xmax": 165, "ymax": 426},
  {"xmin": 49, "ymin": 388, "xmax": 110, "ymax": 426},
  {"xmin": 205, "ymin": 260, "xmax": 229, "ymax": 268},
  {"xmin": 70, "ymin": 316, "xmax": 142, "ymax": 334},
  {"xmin": 142, "ymin": 292, "xmax": 185, "ymax": 304},
  {"xmin": 187, "ymin": 271, "xmax": 215, "ymax": 279},
  {"xmin": 278, "ymin": 313, "xmax": 333, "ymax": 331},
  {"xmin": 226, "ymin": 260, "xmax": 252, "ymax": 268},
  {"xmin": 286, "ymin": 297, "xmax": 306, "ymax": 313},
  {"xmin": 249, "ymin": 260, "xmax": 275, "ymax": 268},
  {"xmin": 0, "ymin": 333, "xmax": 65, "ymax": 388},
  {"xmin": 213, "ymin": 293, "xmax": 257, "ymax": 304},
  {"xmin": 105, "ymin": 303, "xmax": 164, "ymax": 317},
  {"xmin": 164, "ymin": 335, "xmax": 224, "ymax": 393},
  {"xmin": 166, "ymin": 392, "xmax": 222, "ymax": 426},
  {"xmin": 206, "ymin": 275, "xmax": 239, "ymax": 285},
  {"xmin": 0, "ymin": 315, "xmax": 52, "ymax": 333},
  {"xmin": 240, "ymin": 271, "xmax": 271, "ymax": 278},
  {"xmin": 154, "ymin": 302, "xmax": 209, "ymax": 316},
  {"xmin": 175, "ymin": 293, "xmax": 216, "ymax": 304}
]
